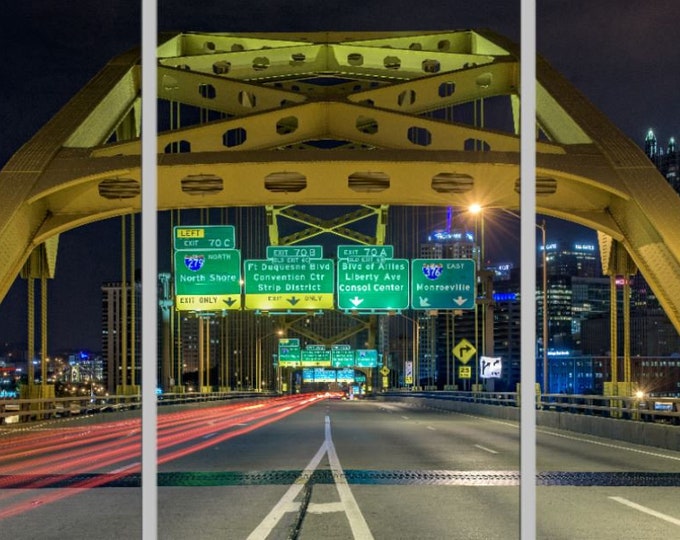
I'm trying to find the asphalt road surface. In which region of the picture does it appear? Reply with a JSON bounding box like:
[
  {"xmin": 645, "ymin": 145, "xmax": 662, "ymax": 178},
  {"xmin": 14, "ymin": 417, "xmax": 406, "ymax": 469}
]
[{"xmin": 1, "ymin": 395, "xmax": 680, "ymax": 539}]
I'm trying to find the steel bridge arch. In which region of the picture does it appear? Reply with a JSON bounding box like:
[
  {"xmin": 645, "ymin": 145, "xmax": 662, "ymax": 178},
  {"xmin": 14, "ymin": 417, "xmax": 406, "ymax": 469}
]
[{"xmin": 1, "ymin": 30, "xmax": 679, "ymax": 330}]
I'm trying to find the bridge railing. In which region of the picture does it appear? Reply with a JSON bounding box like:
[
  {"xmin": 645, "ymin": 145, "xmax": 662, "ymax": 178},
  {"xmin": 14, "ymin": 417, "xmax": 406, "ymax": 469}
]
[
  {"xmin": 2, "ymin": 390, "xmax": 679, "ymax": 425},
  {"xmin": 382, "ymin": 390, "xmax": 680, "ymax": 425},
  {"xmin": 0, "ymin": 390, "xmax": 271, "ymax": 424}
]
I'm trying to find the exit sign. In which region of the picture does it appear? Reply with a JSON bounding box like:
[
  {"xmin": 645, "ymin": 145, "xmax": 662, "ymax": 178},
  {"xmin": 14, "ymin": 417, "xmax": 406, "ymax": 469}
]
[
  {"xmin": 411, "ymin": 258, "xmax": 476, "ymax": 310},
  {"xmin": 173, "ymin": 225, "xmax": 241, "ymax": 312},
  {"xmin": 244, "ymin": 245, "xmax": 334, "ymax": 311},
  {"xmin": 174, "ymin": 225, "xmax": 235, "ymax": 250},
  {"xmin": 336, "ymin": 245, "xmax": 409, "ymax": 311},
  {"xmin": 278, "ymin": 338, "xmax": 301, "ymax": 367},
  {"xmin": 174, "ymin": 249, "xmax": 241, "ymax": 311}
]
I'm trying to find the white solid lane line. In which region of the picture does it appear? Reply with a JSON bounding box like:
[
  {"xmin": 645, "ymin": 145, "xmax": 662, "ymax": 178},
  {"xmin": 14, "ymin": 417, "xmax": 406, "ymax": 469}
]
[
  {"xmin": 248, "ymin": 415, "xmax": 374, "ymax": 540},
  {"xmin": 474, "ymin": 444, "xmax": 499, "ymax": 454},
  {"xmin": 247, "ymin": 440, "xmax": 328, "ymax": 540},
  {"xmin": 324, "ymin": 416, "xmax": 374, "ymax": 539},
  {"xmin": 609, "ymin": 496, "xmax": 680, "ymax": 527}
]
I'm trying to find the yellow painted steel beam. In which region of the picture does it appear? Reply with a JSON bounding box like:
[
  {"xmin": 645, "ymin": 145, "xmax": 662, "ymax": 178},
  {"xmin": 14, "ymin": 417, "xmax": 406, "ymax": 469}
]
[
  {"xmin": 92, "ymin": 97, "xmax": 566, "ymax": 157},
  {"xmin": 2, "ymin": 29, "xmax": 680, "ymax": 338},
  {"xmin": 272, "ymin": 206, "xmax": 386, "ymax": 246}
]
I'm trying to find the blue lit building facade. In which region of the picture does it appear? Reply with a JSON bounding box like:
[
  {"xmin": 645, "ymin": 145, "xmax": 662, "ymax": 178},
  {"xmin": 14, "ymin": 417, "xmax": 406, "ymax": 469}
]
[{"xmin": 493, "ymin": 239, "xmax": 609, "ymax": 393}]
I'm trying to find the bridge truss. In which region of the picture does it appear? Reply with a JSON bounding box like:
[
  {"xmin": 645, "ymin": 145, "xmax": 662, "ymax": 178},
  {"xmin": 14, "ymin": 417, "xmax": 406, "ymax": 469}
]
[{"xmin": 2, "ymin": 30, "xmax": 680, "ymax": 390}]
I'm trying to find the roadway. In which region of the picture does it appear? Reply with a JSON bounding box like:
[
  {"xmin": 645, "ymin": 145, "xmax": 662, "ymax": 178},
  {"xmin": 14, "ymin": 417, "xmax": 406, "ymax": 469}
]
[{"xmin": 1, "ymin": 395, "xmax": 679, "ymax": 539}]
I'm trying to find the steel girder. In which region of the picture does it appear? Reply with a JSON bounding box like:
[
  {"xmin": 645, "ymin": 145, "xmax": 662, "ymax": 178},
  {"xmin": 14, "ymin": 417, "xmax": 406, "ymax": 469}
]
[{"xmin": 1, "ymin": 30, "xmax": 680, "ymax": 332}]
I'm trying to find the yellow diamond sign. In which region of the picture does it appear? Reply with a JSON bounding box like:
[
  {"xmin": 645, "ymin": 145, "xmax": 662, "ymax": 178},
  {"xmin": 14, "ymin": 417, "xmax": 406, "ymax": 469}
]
[{"xmin": 452, "ymin": 338, "xmax": 476, "ymax": 364}]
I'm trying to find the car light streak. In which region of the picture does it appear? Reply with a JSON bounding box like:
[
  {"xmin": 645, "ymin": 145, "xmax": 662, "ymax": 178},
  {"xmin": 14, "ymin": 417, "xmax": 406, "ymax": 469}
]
[
  {"xmin": 158, "ymin": 396, "xmax": 320, "ymax": 464},
  {"xmin": 0, "ymin": 426, "xmax": 141, "ymax": 475},
  {"xmin": 0, "ymin": 394, "xmax": 324, "ymax": 520}
]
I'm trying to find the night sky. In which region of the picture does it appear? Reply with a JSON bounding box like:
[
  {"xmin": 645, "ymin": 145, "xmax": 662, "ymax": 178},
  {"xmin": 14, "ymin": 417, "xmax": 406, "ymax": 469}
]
[{"xmin": 1, "ymin": 1, "xmax": 678, "ymax": 351}]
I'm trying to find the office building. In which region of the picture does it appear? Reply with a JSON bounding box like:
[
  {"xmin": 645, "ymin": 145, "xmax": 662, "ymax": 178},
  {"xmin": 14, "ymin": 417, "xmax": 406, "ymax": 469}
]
[{"xmin": 101, "ymin": 280, "xmax": 142, "ymax": 394}]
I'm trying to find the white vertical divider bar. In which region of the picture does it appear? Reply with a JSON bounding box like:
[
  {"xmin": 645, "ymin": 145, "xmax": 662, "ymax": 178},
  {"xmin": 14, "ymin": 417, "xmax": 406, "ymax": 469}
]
[
  {"xmin": 520, "ymin": 0, "xmax": 537, "ymax": 539},
  {"xmin": 141, "ymin": 0, "xmax": 158, "ymax": 538}
]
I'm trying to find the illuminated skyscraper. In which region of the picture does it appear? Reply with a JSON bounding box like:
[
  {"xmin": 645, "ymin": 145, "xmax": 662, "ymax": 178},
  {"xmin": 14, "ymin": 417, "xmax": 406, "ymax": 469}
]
[
  {"xmin": 645, "ymin": 129, "xmax": 679, "ymax": 192},
  {"xmin": 545, "ymin": 239, "xmax": 600, "ymax": 279},
  {"xmin": 644, "ymin": 129, "xmax": 659, "ymax": 166},
  {"xmin": 420, "ymin": 229, "xmax": 476, "ymax": 259}
]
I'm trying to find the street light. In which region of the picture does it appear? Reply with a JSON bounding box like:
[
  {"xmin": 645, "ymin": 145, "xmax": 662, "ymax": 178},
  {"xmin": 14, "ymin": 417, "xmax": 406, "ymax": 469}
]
[{"xmin": 468, "ymin": 204, "xmax": 488, "ymax": 392}]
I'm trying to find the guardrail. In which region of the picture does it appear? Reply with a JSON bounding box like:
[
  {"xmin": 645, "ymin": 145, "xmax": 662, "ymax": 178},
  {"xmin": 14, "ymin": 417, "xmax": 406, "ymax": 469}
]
[
  {"xmin": 0, "ymin": 391, "xmax": 272, "ymax": 425},
  {"xmin": 2, "ymin": 390, "xmax": 679, "ymax": 426},
  {"xmin": 380, "ymin": 390, "xmax": 680, "ymax": 452},
  {"xmin": 383, "ymin": 390, "xmax": 680, "ymax": 425}
]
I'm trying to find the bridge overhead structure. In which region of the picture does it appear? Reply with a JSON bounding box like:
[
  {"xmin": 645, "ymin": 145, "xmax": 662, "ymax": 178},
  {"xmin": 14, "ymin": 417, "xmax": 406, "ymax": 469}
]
[{"xmin": 1, "ymin": 30, "xmax": 680, "ymax": 330}]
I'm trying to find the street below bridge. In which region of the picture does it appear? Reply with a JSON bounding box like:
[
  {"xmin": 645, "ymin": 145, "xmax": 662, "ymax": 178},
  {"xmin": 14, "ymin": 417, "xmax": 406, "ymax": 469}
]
[{"xmin": 1, "ymin": 395, "xmax": 680, "ymax": 539}]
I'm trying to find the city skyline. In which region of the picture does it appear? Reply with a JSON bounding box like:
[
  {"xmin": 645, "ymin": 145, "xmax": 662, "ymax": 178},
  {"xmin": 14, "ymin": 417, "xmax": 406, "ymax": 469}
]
[{"xmin": 1, "ymin": 1, "xmax": 678, "ymax": 352}]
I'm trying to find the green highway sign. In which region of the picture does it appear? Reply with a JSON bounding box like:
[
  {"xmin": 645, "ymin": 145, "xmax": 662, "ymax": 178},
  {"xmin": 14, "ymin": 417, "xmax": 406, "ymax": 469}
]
[
  {"xmin": 266, "ymin": 245, "xmax": 323, "ymax": 260},
  {"xmin": 411, "ymin": 258, "xmax": 476, "ymax": 310},
  {"xmin": 278, "ymin": 338, "xmax": 301, "ymax": 367},
  {"xmin": 301, "ymin": 347, "xmax": 331, "ymax": 367},
  {"xmin": 173, "ymin": 225, "xmax": 240, "ymax": 312},
  {"xmin": 173, "ymin": 225, "xmax": 235, "ymax": 251},
  {"xmin": 331, "ymin": 345, "xmax": 355, "ymax": 368},
  {"xmin": 174, "ymin": 249, "xmax": 241, "ymax": 311},
  {"xmin": 337, "ymin": 245, "xmax": 394, "ymax": 260},
  {"xmin": 336, "ymin": 246, "xmax": 409, "ymax": 311},
  {"xmin": 355, "ymin": 349, "xmax": 379, "ymax": 368},
  {"xmin": 244, "ymin": 246, "xmax": 334, "ymax": 311}
]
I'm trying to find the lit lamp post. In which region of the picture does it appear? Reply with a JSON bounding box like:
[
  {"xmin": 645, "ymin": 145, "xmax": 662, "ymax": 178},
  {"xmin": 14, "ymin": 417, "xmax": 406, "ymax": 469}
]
[{"xmin": 469, "ymin": 204, "xmax": 486, "ymax": 392}]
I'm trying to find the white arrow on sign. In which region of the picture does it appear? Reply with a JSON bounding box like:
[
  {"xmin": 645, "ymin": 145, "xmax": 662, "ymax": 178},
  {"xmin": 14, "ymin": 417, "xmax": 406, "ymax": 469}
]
[
  {"xmin": 418, "ymin": 296, "xmax": 431, "ymax": 307},
  {"xmin": 453, "ymin": 296, "xmax": 467, "ymax": 306},
  {"xmin": 350, "ymin": 296, "xmax": 364, "ymax": 307}
]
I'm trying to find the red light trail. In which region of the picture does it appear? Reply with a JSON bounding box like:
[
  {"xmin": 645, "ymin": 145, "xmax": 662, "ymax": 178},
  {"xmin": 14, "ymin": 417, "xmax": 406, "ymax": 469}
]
[{"xmin": 0, "ymin": 393, "xmax": 325, "ymax": 519}]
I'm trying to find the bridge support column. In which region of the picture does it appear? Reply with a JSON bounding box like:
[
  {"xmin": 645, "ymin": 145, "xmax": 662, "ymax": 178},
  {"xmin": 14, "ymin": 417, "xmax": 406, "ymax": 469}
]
[
  {"xmin": 601, "ymin": 239, "xmax": 637, "ymax": 418},
  {"xmin": 26, "ymin": 277, "xmax": 35, "ymax": 393},
  {"xmin": 159, "ymin": 273, "xmax": 173, "ymax": 391},
  {"xmin": 20, "ymin": 242, "xmax": 58, "ymax": 418}
]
